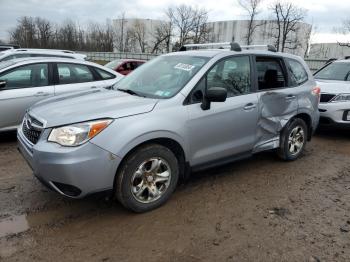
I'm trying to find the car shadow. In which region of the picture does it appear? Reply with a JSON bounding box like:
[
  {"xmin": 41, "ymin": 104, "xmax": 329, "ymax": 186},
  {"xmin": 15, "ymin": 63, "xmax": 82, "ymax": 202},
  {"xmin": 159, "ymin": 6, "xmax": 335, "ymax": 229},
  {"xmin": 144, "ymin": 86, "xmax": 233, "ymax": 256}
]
[
  {"xmin": 0, "ymin": 130, "xmax": 17, "ymax": 143},
  {"xmin": 315, "ymin": 126, "xmax": 349, "ymax": 140}
]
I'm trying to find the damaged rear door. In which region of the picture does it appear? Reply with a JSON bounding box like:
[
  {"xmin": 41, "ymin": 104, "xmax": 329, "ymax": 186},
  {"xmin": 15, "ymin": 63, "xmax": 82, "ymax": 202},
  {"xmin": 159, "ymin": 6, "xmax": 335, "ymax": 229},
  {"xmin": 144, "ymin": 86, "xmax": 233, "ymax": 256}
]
[{"xmin": 253, "ymin": 55, "xmax": 298, "ymax": 152}]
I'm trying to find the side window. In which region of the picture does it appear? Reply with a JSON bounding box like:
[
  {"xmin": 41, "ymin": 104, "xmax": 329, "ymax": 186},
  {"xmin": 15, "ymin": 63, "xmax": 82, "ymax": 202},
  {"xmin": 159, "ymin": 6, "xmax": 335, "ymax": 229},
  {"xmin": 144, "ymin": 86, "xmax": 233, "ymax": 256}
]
[
  {"xmin": 95, "ymin": 67, "xmax": 116, "ymax": 80},
  {"xmin": 57, "ymin": 63, "xmax": 94, "ymax": 84},
  {"xmin": 0, "ymin": 63, "xmax": 48, "ymax": 89},
  {"xmin": 256, "ymin": 57, "xmax": 287, "ymax": 90},
  {"xmin": 286, "ymin": 58, "xmax": 308, "ymax": 86},
  {"xmin": 207, "ymin": 56, "xmax": 251, "ymax": 97},
  {"xmin": 189, "ymin": 56, "xmax": 251, "ymax": 103}
]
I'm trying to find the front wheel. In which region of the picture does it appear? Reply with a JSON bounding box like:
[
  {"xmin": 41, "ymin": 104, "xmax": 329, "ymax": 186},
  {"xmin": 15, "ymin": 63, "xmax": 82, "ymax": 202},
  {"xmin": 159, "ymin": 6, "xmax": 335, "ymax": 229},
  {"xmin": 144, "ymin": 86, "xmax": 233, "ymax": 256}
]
[
  {"xmin": 277, "ymin": 118, "xmax": 308, "ymax": 161},
  {"xmin": 115, "ymin": 144, "xmax": 179, "ymax": 213}
]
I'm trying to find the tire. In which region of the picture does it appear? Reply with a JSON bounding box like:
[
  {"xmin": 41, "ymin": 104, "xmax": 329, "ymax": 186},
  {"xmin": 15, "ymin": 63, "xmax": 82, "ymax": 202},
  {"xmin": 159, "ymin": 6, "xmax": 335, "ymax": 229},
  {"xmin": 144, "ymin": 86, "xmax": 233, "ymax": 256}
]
[
  {"xmin": 277, "ymin": 118, "xmax": 308, "ymax": 161},
  {"xmin": 115, "ymin": 144, "xmax": 179, "ymax": 213}
]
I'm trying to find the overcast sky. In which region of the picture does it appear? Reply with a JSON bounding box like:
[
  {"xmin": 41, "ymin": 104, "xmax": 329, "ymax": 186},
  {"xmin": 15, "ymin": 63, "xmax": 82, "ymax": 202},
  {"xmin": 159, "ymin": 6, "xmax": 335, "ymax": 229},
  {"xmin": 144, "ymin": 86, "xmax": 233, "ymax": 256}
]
[{"xmin": 0, "ymin": 0, "xmax": 349, "ymax": 43}]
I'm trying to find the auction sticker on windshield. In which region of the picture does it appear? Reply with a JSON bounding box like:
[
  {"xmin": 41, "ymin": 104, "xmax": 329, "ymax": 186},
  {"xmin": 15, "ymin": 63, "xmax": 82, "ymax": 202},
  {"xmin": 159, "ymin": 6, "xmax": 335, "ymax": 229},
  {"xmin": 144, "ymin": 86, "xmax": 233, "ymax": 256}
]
[{"xmin": 174, "ymin": 63, "xmax": 195, "ymax": 71}]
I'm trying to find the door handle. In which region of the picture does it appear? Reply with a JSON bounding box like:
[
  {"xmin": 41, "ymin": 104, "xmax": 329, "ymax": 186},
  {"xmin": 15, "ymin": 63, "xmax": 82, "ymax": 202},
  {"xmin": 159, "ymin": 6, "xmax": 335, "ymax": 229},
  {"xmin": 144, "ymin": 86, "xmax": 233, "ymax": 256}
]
[
  {"xmin": 285, "ymin": 95, "xmax": 296, "ymax": 100},
  {"xmin": 35, "ymin": 91, "xmax": 50, "ymax": 97},
  {"xmin": 243, "ymin": 103, "xmax": 256, "ymax": 111},
  {"xmin": 90, "ymin": 86, "xmax": 97, "ymax": 89}
]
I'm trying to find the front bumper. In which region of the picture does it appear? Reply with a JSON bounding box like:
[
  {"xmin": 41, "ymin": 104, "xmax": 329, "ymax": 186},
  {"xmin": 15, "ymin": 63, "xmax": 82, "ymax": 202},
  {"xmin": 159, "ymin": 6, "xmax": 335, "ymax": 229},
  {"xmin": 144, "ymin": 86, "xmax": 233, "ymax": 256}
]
[
  {"xmin": 17, "ymin": 128, "xmax": 121, "ymax": 198},
  {"xmin": 318, "ymin": 102, "xmax": 350, "ymax": 126}
]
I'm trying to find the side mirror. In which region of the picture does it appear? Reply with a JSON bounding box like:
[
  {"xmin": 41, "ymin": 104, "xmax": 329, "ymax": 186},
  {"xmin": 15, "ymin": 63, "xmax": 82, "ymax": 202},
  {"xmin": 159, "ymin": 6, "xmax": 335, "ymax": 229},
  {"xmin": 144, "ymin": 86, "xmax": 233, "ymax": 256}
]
[
  {"xmin": 0, "ymin": 80, "xmax": 6, "ymax": 89},
  {"xmin": 201, "ymin": 87, "xmax": 227, "ymax": 110}
]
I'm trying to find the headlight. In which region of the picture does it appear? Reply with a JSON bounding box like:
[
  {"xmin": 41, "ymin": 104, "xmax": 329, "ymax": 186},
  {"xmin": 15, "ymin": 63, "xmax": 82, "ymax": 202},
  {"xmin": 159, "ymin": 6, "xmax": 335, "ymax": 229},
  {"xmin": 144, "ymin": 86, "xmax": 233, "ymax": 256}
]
[
  {"xmin": 332, "ymin": 94, "xmax": 350, "ymax": 102},
  {"xmin": 48, "ymin": 119, "xmax": 112, "ymax": 146}
]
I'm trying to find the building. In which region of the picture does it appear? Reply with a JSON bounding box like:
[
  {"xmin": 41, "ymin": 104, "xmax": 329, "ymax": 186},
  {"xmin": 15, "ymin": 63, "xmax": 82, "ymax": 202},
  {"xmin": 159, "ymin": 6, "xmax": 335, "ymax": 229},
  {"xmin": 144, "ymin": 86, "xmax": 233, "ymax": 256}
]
[
  {"xmin": 112, "ymin": 18, "xmax": 167, "ymax": 53},
  {"xmin": 308, "ymin": 43, "xmax": 350, "ymax": 59},
  {"xmin": 206, "ymin": 20, "xmax": 312, "ymax": 57}
]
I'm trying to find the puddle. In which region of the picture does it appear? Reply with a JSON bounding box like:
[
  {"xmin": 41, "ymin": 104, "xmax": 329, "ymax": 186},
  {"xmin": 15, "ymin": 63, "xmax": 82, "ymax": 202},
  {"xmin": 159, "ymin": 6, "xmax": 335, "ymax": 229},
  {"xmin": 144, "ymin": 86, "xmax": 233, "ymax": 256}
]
[
  {"xmin": 0, "ymin": 201, "xmax": 102, "ymax": 239},
  {"xmin": 0, "ymin": 215, "xmax": 29, "ymax": 238}
]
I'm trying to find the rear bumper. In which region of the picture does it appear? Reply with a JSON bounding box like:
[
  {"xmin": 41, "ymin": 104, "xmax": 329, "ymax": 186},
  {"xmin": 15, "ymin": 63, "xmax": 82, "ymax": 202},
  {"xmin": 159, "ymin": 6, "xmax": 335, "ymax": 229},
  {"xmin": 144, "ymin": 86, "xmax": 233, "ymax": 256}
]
[{"xmin": 17, "ymin": 128, "xmax": 121, "ymax": 198}]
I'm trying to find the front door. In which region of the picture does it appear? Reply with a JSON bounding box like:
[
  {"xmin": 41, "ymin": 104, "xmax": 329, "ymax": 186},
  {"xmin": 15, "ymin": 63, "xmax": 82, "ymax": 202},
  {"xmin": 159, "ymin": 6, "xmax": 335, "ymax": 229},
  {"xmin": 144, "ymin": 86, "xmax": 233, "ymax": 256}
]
[{"xmin": 186, "ymin": 55, "xmax": 259, "ymax": 166}]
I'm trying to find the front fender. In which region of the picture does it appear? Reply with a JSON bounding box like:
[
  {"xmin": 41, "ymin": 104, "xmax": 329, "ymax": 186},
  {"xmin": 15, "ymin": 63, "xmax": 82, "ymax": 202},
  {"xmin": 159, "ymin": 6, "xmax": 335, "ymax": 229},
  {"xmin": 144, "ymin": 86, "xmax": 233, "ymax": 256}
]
[{"xmin": 90, "ymin": 110, "xmax": 188, "ymax": 161}]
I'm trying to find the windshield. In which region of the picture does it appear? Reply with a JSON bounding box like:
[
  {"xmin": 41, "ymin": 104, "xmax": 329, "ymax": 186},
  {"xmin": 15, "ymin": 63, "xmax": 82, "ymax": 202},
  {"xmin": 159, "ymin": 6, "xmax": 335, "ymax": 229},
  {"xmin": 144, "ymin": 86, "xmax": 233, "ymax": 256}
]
[
  {"xmin": 315, "ymin": 62, "xmax": 350, "ymax": 81},
  {"xmin": 113, "ymin": 55, "xmax": 209, "ymax": 98},
  {"xmin": 105, "ymin": 60, "xmax": 124, "ymax": 69}
]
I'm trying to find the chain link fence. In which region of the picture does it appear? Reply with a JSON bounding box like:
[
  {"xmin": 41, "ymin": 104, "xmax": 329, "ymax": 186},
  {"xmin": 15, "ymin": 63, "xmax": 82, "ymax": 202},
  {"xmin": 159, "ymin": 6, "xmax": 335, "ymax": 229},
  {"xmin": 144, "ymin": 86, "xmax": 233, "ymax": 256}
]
[{"xmin": 83, "ymin": 52, "xmax": 328, "ymax": 73}]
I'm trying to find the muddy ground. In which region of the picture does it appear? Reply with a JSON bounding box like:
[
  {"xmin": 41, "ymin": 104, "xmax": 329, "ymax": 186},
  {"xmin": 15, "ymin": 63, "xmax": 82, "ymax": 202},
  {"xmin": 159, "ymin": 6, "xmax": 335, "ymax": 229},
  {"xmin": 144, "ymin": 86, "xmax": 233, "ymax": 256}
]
[{"xmin": 0, "ymin": 128, "xmax": 349, "ymax": 262}]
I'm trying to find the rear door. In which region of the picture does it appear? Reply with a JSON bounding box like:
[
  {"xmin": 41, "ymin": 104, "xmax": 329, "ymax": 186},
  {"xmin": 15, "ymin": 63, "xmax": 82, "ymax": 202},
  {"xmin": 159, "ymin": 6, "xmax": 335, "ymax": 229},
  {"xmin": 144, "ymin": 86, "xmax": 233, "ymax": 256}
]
[
  {"xmin": 0, "ymin": 63, "xmax": 54, "ymax": 130},
  {"xmin": 53, "ymin": 63, "xmax": 107, "ymax": 95},
  {"xmin": 253, "ymin": 55, "xmax": 299, "ymax": 151},
  {"xmin": 186, "ymin": 55, "xmax": 259, "ymax": 166}
]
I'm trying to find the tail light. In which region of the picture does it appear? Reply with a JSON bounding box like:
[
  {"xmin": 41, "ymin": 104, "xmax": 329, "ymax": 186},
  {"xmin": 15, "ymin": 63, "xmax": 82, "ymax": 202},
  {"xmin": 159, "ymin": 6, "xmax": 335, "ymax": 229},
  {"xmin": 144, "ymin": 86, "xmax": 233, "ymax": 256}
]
[{"xmin": 312, "ymin": 86, "xmax": 321, "ymax": 102}]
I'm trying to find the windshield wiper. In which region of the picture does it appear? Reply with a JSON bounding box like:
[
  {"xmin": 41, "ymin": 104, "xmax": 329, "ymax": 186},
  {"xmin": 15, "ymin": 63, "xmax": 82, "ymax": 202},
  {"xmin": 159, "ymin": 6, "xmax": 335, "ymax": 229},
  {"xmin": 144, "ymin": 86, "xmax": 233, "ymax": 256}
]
[{"xmin": 117, "ymin": 88, "xmax": 145, "ymax": 97}]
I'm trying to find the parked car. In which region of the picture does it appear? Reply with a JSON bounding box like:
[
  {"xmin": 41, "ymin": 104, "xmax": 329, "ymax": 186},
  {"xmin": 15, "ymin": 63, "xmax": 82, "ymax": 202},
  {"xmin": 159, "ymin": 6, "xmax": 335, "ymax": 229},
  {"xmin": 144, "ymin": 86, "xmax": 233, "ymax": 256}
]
[
  {"xmin": 0, "ymin": 57, "xmax": 122, "ymax": 132},
  {"xmin": 0, "ymin": 48, "xmax": 86, "ymax": 62},
  {"xmin": 18, "ymin": 43, "xmax": 320, "ymax": 213},
  {"xmin": 0, "ymin": 44, "xmax": 20, "ymax": 52},
  {"xmin": 105, "ymin": 59, "xmax": 146, "ymax": 75},
  {"xmin": 314, "ymin": 59, "xmax": 350, "ymax": 127}
]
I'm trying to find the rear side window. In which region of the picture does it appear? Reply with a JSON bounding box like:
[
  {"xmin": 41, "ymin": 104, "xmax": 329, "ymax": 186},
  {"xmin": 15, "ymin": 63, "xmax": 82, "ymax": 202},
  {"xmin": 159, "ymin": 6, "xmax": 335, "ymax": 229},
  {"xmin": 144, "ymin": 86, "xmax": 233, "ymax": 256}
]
[
  {"xmin": 94, "ymin": 67, "xmax": 116, "ymax": 80},
  {"xmin": 57, "ymin": 63, "xmax": 94, "ymax": 84},
  {"xmin": 0, "ymin": 63, "xmax": 48, "ymax": 89},
  {"xmin": 255, "ymin": 57, "xmax": 287, "ymax": 90},
  {"xmin": 286, "ymin": 58, "xmax": 308, "ymax": 86}
]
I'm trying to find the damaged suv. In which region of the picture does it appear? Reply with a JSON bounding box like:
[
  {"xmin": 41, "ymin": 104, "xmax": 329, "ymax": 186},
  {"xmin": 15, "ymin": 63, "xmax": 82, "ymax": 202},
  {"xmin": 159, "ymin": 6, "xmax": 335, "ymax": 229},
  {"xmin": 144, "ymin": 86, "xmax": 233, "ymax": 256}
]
[{"xmin": 18, "ymin": 43, "xmax": 320, "ymax": 212}]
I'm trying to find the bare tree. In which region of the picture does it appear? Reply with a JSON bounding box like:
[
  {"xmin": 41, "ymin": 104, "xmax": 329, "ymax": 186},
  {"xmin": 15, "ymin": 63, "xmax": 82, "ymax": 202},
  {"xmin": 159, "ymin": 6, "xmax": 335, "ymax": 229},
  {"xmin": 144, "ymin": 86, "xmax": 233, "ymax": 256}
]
[
  {"xmin": 9, "ymin": 16, "xmax": 38, "ymax": 48},
  {"xmin": 166, "ymin": 5, "xmax": 211, "ymax": 49},
  {"xmin": 35, "ymin": 17, "xmax": 53, "ymax": 48},
  {"xmin": 130, "ymin": 20, "xmax": 147, "ymax": 53},
  {"xmin": 166, "ymin": 5, "xmax": 195, "ymax": 47},
  {"xmin": 343, "ymin": 19, "xmax": 350, "ymax": 33},
  {"xmin": 303, "ymin": 23, "xmax": 317, "ymax": 58},
  {"xmin": 338, "ymin": 19, "xmax": 350, "ymax": 47},
  {"xmin": 191, "ymin": 7, "xmax": 211, "ymax": 44},
  {"xmin": 238, "ymin": 0, "xmax": 263, "ymax": 45},
  {"xmin": 270, "ymin": 1, "xmax": 307, "ymax": 52},
  {"xmin": 114, "ymin": 12, "xmax": 127, "ymax": 52},
  {"xmin": 151, "ymin": 21, "xmax": 172, "ymax": 53}
]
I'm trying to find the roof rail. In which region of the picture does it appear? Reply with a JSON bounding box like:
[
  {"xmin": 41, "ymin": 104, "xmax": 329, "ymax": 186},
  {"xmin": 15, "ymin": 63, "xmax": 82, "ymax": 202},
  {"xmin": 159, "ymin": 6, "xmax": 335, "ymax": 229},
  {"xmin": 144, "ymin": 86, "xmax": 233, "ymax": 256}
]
[
  {"xmin": 182, "ymin": 42, "xmax": 242, "ymax": 52},
  {"xmin": 241, "ymin": 44, "xmax": 277, "ymax": 52},
  {"xmin": 180, "ymin": 42, "xmax": 277, "ymax": 52},
  {"xmin": 183, "ymin": 42, "xmax": 231, "ymax": 50},
  {"xmin": 14, "ymin": 48, "xmax": 76, "ymax": 54}
]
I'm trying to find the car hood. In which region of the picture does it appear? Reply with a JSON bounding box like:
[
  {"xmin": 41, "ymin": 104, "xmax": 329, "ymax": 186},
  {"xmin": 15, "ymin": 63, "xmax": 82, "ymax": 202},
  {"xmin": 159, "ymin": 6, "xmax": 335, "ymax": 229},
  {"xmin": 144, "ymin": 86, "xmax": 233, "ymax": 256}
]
[
  {"xmin": 29, "ymin": 88, "xmax": 158, "ymax": 128},
  {"xmin": 316, "ymin": 79, "xmax": 350, "ymax": 94}
]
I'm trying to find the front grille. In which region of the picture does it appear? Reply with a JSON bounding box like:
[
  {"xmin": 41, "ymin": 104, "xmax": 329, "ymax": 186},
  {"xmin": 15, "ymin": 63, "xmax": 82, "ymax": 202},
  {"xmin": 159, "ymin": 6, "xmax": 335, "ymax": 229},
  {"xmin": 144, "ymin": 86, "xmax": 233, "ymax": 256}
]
[
  {"xmin": 22, "ymin": 115, "xmax": 43, "ymax": 144},
  {"xmin": 320, "ymin": 93, "xmax": 336, "ymax": 103}
]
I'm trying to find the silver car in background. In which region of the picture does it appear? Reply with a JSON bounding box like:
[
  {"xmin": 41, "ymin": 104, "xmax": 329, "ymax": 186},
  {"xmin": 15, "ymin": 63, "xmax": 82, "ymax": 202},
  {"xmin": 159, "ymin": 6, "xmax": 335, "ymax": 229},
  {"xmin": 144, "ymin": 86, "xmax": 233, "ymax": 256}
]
[
  {"xmin": 314, "ymin": 59, "xmax": 350, "ymax": 127},
  {"xmin": 18, "ymin": 44, "xmax": 320, "ymax": 213},
  {"xmin": 0, "ymin": 48, "xmax": 86, "ymax": 62},
  {"xmin": 0, "ymin": 57, "xmax": 123, "ymax": 132}
]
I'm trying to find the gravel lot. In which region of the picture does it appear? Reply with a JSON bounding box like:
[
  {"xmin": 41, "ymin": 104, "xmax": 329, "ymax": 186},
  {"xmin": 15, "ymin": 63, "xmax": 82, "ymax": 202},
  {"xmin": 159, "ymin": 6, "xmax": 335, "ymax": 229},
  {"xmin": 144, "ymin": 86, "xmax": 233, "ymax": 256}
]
[{"xmin": 0, "ymin": 128, "xmax": 349, "ymax": 262}]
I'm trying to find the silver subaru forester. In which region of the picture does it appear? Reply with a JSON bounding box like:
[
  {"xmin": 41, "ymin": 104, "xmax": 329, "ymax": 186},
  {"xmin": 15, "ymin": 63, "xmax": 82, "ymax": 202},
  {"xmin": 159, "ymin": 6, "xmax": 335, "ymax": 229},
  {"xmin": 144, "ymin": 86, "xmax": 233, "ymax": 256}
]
[{"xmin": 18, "ymin": 44, "xmax": 320, "ymax": 212}]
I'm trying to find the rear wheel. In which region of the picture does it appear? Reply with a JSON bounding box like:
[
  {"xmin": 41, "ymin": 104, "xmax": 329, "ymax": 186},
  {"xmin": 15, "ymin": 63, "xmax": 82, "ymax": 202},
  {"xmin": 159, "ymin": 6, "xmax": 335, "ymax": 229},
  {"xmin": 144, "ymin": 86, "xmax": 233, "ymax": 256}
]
[
  {"xmin": 115, "ymin": 144, "xmax": 179, "ymax": 213},
  {"xmin": 277, "ymin": 118, "xmax": 307, "ymax": 161}
]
